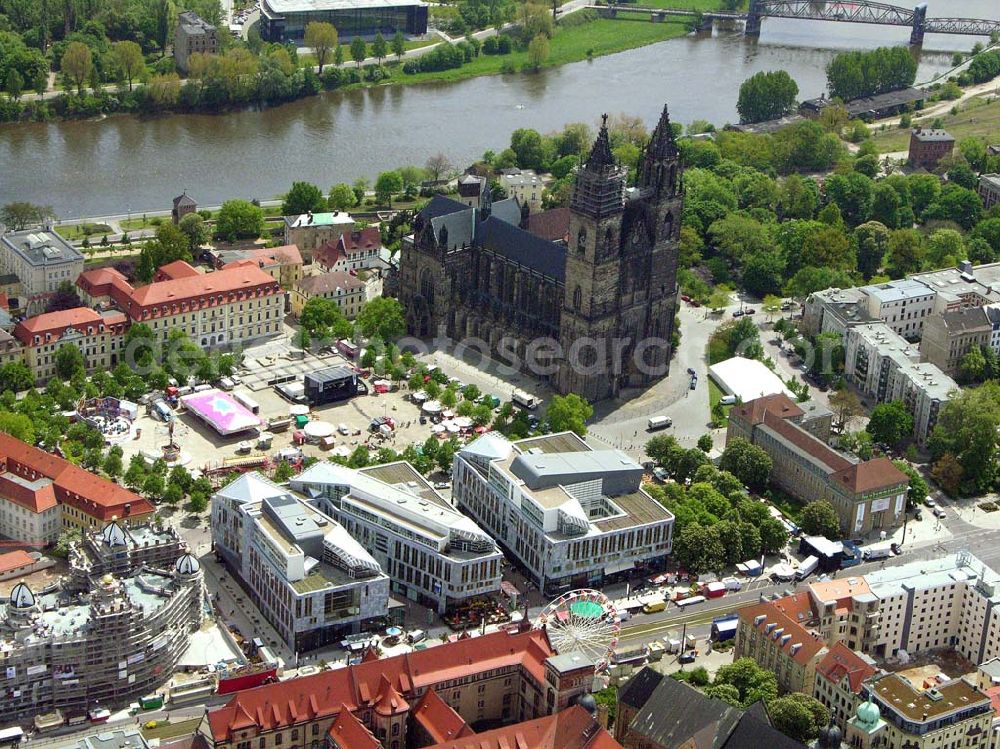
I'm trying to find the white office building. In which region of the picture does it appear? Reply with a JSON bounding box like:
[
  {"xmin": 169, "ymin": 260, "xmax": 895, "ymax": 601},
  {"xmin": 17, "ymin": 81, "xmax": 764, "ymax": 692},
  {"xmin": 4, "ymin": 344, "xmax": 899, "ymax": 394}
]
[
  {"xmin": 844, "ymin": 323, "xmax": 956, "ymax": 445},
  {"xmin": 860, "ymin": 278, "xmax": 936, "ymax": 341},
  {"xmin": 211, "ymin": 472, "xmax": 389, "ymax": 653},
  {"xmin": 289, "ymin": 461, "xmax": 502, "ymax": 614},
  {"xmin": 452, "ymin": 432, "xmax": 673, "ymax": 596}
]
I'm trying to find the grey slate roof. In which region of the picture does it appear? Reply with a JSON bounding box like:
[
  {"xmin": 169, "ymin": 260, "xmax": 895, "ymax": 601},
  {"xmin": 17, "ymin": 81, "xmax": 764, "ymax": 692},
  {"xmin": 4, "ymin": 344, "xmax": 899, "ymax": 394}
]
[
  {"xmin": 475, "ymin": 216, "xmax": 567, "ymax": 282},
  {"xmin": 617, "ymin": 667, "xmax": 664, "ymax": 709}
]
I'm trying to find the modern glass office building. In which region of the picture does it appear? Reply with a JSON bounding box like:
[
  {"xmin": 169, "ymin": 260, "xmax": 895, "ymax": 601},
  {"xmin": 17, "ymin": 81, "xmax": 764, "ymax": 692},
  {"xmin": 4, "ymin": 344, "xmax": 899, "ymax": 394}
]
[{"xmin": 260, "ymin": 0, "xmax": 428, "ymax": 41}]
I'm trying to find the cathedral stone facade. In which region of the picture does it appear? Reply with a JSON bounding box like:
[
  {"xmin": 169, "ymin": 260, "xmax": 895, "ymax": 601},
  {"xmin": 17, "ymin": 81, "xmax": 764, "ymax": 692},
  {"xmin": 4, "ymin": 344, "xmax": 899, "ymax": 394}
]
[{"xmin": 399, "ymin": 105, "xmax": 681, "ymax": 402}]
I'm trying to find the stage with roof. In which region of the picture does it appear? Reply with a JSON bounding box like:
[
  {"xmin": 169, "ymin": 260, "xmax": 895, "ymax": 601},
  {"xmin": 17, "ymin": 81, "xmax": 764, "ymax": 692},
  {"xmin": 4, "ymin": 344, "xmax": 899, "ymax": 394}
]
[{"xmin": 180, "ymin": 389, "xmax": 262, "ymax": 436}]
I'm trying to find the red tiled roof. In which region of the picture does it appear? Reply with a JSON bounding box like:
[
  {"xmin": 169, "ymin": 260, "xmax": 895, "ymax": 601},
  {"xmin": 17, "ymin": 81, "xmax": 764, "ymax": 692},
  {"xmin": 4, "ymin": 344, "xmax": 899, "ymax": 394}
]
[
  {"xmin": 76, "ymin": 267, "xmax": 131, "ymax": 299},
  {"xmin": 340, "ymin": 228, "xmax": 382, "ymax": 253},
  {"xmin": 13, "ymin": 307, "xmax": 128, "ymax": 347},
  {"xmin": 986, "ymin": 685, "xmax": 1000, "ymax": 717},
  {"xmin": 761, "ymin": 409, "xmax": 853, "ymax": 473},
  {"xmin": 206, "ymin": 629, "xmax": 555, "ymax": 741},
  {"xmin": 155, "ymin": 260, "xmax": 201, "ymax": 281},
  {"xmin": 0, "ymin": 433, "xmax": 154, "ymax": 520},
  {"xmin": 738, "ymin": 599, "xmax": 826, "ymax": 667},
  {"xmin": 374, "ymin": 674, "xmax": 409, "ymax": 716},
  {"xmin": 815, "ymin": 642, "xmax": 876, "ymax": 694},
  {"xmin": 413, "ymin": 688, "xmax": 471, "ymax": 744},
  {"xmin": 120, "ymin": 263, "xmax": 281, "ymax": 315},
  {"xmin": 0, "ymin": 550, "xmax": 35, "ymax": 574},
  {"xmin": 423, "ymin": 705, "xmax": 621, "ymax": 749},
  {"xmin": 527, "ymin": 207, "xmax": 571, "ymax": 243},
  {"xmin": 327, "ymin": 706, "xmax": 379, "ymax": 749},
  {"xmin": 831, "ymin": 458, "xmax": 908, "ymax": 493},
  {"xmin": 730, "ymin": 393, "xmax": 804, "ymax": 426},
  {"xmin": 0, "ymin": 474, "xmax": 57, "ymax": 513},
  {"xmin": 250, "ymin": 244, "xmax": 303, "ymax": 266},
  {"xmin": 296, "ymin": 271, "xmax": 364, "ymax": 296}
]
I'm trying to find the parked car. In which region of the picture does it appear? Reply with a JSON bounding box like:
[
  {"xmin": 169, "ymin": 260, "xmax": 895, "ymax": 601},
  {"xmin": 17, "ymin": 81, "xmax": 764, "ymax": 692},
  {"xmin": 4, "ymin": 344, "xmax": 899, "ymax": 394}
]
[
  {"xmin": 653, "ymin": 467, "xmax": 669, "ymax": 483},
  {"xmin": 433, "ymin": 481, "xmax": 450, "ymax": 490},
  {"xmin": 744, "ymin": 308, "xmax": 756, "ymax": 315},
  {"xmin": 933, "ymin": 507, "xmax": 946, "ymax": 519},
  {"xmin": 686, "ymin": 367, "xmax": 695, "ymax": 375},
  {"xmin": 925, "ymin": 497, "xmax": 936, "ymax": 507},
  {"xmin": 914, "ymin": 509, "xmax": 923, "ymax": 521},
  {"xmin": 678, "ymin": 651, "xmax": 697, "ymax": 664},
  {"xmin": 732, "ymin": 309, "xmax": 745, "ymax": 318},
  {"xmin": 689, "ymin": 378, "xmax": 697, "ymax": 390}
]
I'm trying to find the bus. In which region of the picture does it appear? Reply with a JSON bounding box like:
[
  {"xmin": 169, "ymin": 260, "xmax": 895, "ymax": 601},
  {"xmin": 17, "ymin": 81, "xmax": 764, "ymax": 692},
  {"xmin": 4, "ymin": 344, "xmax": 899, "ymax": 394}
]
[
  {"xmin": 0, "ymin": 727, "xmax": 24, "ymax": 749},
  {"xmin": 674, "ymin": 595, "xmax": 707, "ymax": 608}
]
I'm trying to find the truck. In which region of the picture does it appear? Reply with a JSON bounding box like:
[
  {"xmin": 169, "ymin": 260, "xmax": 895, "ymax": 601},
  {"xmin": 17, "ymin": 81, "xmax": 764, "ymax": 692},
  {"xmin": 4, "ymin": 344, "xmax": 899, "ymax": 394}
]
[
  {"xmin": 722, "ymin": 577, "xmax": 742, "ymax": 591},
  {"xmin": 512, "ymin": 389, "xmax": 539, "ymax": 410},
  {"xmin": 795, "ymin": 555, "xmax": 819, "ymax": 580},
  {"xmin": 647, "ymin": 415, "xmax": 672, "ymax": 431},
  {"xmin": 233, "ymin": 392, "xmax": 260, "ymax": 414},
  {"xmin": 862, "ymin": 544, "xmax": 893, "ymax": 561}
]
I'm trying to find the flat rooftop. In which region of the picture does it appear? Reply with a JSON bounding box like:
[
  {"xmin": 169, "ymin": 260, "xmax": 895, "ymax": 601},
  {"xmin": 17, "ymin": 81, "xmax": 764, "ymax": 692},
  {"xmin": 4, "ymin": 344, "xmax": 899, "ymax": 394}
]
[
  {"xmin": 862, "ymin": 278, "xmax": 935, "ymax": 303},
  {"xmin": 865, "ymin": 552, "xmax": 1000, "ymax": 602},
  {"xmin": 873, "ymin": 674, "xmax": 986, "ymax": 722}
]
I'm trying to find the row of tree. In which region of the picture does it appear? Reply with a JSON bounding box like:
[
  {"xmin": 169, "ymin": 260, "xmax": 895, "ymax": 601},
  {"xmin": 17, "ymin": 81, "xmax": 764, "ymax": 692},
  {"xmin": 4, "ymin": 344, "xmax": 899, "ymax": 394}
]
[{"xmin": 826, "ymin": 45, "xmax": 918, "ymax": 101}]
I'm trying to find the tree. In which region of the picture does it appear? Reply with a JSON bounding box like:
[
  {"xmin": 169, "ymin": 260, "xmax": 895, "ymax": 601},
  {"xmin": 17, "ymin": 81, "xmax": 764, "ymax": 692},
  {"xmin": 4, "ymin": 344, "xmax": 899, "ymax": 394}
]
[
  {"xmin": 713, "ymin": 658, "xmax": 779, "ymax": 707},
  {"xmin": 886, "ymin": 228, "xmax": 924, "ymax": 278},
  {"xmin": 137, "ymin": 222, "xmax": 193, "ymax": 283},
  {"xmin": 866, "ymin": 400, "xmax": 914, "ymax": 447},
  {"xmin": 372, "ymin": 32, "xmax": 388, "ymax": 63},
  {"xmin": 357, "ymin": 297, "xmax": 406, "ymax": 341},
  {"xmin": 147, "ymin": 73, "xmax": 181, "ymax": 108},
  {"xmin": 392, "ymin": 31, "xmax": 406, "ymax": 61},
  {"xmin": 801, "ymin": 500, "xmax": 841, "ymax": 538},
  {"xmin": 62, "ymin": 41, "xmax": 93, "ymax": 95},
  {"xmin": 426, "ymin": 152, "xmax": 452, "ymax": 182},
  {"xmin": 855, "ymin": 221, "xmax": 890, "ymax": 278},
  {"xmin": 350, "ymin": 37, "xmax": 367, "ymax": 68},
  {"xmin": 672, "ymin": 523, "xmax": 725, "ymax": 575},
  {"xmin": 931, "ymin": 452, "xmax": 964, "ymax": 496},
  {"xmin": 112, "ymin": 40, "xmax": 144, "ymax": 91},
  {"xmin": 828, "ymin": 388, "xmax": 864, "ymax": 432},
  {"xmin": 718, "ymin": 438, "xmax": 772, "ymax": 492},
  {"xmin": 273, "ymin": 460, "xmax": 296, "ymax": 483},
  {"xmin": 0, "ymin": 362, "xmax": 35, "ymax": 393},
  {"xmin": 768, "ymin": 694, "xmax": 830, "ymax": 743},
  {"xmin": 960, "ymin": 346, "xmax": 987, "ymax": 384},
  {"xmin": 0, "ymin": 202, "xmax": 54, "ymax": 231},
  {"xmin": 45, "ymin": 281, "xmax": 82, "ymax": 313},
  {"xmin": 328, "ymin": 183, "xmax": 356, "ymax": 211},
  {"xmin": 762, "ymin": 294, "xmax": 782, "ymax": 319},
  {"xmin": 526, "ymin": 33, "xmax": 549, "ymax": 72},
  {"xmin": 304, "ymin": 21, "xmax": 338, "ymax": 72},
  {"xmin": 547, "ymin": 394, "xmax": 593, "ymax": 437},
  {"xmin": 5, "ymin": 69, "xmax": 24, "ymax": 100},
  {"xmin": 162, "ymin": 482, "xmax": 184, "ymax": 506},
  {"xmin": 215, "ymin": 199, "xmax": 264, "ymax": 241},
  {"xmin": 153, "ymin": 0, "xmax": 173, "ymax": 55},
  {"xmin": 300, "ymin": 296, "xmax": 351, "ymax": 341},
  {"xmin": 374, "ymin": 171, "xmax": 404, "ymax": 207},
  {"xmin": 697, "ymin": 434, "xmax": 714, "ymax": 453},
  {"xmin": 927, "ymin": 382, "xmax": 1000, "ymax": 495},
  {"xmin": 124, "ymin": 454, "xmax": 148, "ymax": 491},
  {"xmin": 54, "ymin": 343, "xmax": 86, "ymax": 380},
  {"xmin": 893, "ymin": 460, "xmax": 926, "ymax": 508},
  {"xmin": 736, "ymin": 70, "xmax": 799, "ymax": 124},
  {"xmin": 178, "ymin": 213, "xmax": 208, "ymax": 250},
  {"xmin": 282, "ymin": 181, "xmax": 327, "ymax": 216},
  {"xmin": 0, "ymin": 412, "xmax": 35, "ymax": 444}
]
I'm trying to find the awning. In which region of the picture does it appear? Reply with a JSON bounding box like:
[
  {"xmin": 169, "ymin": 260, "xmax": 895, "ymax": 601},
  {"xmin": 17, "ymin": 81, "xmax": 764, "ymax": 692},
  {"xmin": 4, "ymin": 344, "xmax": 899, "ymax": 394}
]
[{"xmin": 605, "ymin": 560, "xmax": 634, "ymax": 576}]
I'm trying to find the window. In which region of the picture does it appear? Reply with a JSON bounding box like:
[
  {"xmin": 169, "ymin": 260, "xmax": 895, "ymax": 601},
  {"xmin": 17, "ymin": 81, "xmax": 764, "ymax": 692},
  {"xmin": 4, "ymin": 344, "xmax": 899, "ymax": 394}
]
[{"xmin": 573, "ymin": 286, "xmax": 582, "ymax": 311}]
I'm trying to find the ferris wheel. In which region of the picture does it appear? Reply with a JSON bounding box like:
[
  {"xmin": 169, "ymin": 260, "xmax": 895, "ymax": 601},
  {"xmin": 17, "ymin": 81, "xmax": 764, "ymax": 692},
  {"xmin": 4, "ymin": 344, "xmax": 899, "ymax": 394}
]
[{"xmin": 536, "ymin": 589, "xmax": 620, "ymax": 671}]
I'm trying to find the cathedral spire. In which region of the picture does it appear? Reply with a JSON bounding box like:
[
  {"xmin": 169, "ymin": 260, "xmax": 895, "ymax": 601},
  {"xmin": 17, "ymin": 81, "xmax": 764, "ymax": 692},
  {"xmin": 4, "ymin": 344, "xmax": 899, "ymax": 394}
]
[
  {"xmin": 647, "ymin": 103, "xmax": 678, "ymax": 159},
  {"xmin": 584, "ymin": 114, "xmax": 616, "ymax": 170}
]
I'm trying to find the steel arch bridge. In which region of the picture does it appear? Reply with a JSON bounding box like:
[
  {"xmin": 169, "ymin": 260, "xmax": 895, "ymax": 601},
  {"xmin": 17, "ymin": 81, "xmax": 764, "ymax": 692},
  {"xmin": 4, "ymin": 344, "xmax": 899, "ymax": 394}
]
[{"xmin": 744, "ymin": 0, "xmax": 1000, "ymax": 44}]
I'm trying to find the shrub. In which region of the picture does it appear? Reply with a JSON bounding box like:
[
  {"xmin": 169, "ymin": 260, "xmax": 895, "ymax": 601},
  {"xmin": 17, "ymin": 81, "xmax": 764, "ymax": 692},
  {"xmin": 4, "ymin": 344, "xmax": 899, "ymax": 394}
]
[
  {"xmin": 500, "ymin": 60, "xmax": 516, "ymax": 74},
  {"xmin": 497, "ymin": 34, "xmax": 513, "ymax": 54},
  {"xmin": 482, "ymin": 36, "xmax": 499, "ymax": 54}
]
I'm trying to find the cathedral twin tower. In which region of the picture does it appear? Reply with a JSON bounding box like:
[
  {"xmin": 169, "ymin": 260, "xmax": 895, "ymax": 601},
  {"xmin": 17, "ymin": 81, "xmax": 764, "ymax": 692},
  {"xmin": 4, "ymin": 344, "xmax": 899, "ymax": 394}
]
[{"xmin": 400, "ymin": 104, "xmax": 682, "ymax": 402}]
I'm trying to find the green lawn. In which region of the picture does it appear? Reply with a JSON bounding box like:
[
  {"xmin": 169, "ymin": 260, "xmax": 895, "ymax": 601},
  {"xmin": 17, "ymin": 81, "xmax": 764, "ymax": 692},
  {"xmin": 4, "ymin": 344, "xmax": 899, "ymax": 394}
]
[
  {"xmin": 870, "ymin": 95, "xmax": 1000, "ymax": 152},
  {"xmin": 141, "ymin": 719, "xmax": 202, "ymax": 741},
  {"xmin": 766, "ymin": 487, "xmax": 805, "ymax": 523},
  {"xmin": 55, "ymin": 223, "xmax": 113, "ymax": 241},
  {"xmin": 377, "ymin": 17, "xmax": 691, "ymax": 87},
  {"xmin": 609, "ymin": 0, "xmax": 743, "ymax": 12},
  {"xmin": 120, "ymin": 216, "xmax": 167, "ymax": 232}
]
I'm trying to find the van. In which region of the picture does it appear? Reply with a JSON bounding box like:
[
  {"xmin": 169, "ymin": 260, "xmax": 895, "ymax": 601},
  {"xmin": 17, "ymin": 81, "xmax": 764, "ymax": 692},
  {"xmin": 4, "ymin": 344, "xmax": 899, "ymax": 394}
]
[
  {"xmin": 409, "ymin": 629, "xmax": 426, "ymax": 644},
  {"xmin": 796, "ymin": 555, "xmax": 819, "ymax": 581},
  {"xmin": 219, "ymin": 377, "xmax": 235, "ymax": 391},
  {"xmin": 338, "ymin": 424, "xmax": 350, "ymax": 436},
  {"xmin": 722, "ymin": 577, "xmax": 742, "ymax": 592},
  {"xmin": 642, "ymin": 599, "xmax": 667, "ymax": 614},
  {"xmin": 720, "ymin": 395, "xmax": 737, "ymax": 405},
  {"xmin": 647, "ymin": 415, "xmax": 672, "ymax": 431}
]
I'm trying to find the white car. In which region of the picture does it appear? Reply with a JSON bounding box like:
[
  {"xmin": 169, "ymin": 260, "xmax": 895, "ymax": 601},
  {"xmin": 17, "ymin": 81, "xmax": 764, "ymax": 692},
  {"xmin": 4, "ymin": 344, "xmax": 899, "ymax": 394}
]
[
  {"xmin": 338, "ymin": 424, "xmax": 350, "ymax": 436},
  {"xmin": 925, "ymin": 497, "xmax": 936, "ymax": 507},
  {"xmin": 933, "ymin": 507, "xmax": 946, "ymax": 519}
]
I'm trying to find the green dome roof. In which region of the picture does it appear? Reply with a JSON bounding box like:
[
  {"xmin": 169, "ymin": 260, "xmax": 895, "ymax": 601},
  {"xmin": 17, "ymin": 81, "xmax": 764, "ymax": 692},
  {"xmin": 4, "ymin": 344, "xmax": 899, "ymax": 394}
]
[{"xmin": 856, "ymin": 698, "xmax": 880, "ymax": 726}]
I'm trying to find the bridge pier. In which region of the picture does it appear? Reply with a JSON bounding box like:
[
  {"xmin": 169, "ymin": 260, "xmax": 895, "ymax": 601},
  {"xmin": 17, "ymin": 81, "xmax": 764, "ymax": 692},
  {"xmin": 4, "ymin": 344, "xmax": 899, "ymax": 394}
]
[
  {"xmin": 909, "ymin": 2, "xmax": 926, "ymax": 44},
  {"xmin": 745, "ymin": 0, "xmax": 761, "ymax": 35}
]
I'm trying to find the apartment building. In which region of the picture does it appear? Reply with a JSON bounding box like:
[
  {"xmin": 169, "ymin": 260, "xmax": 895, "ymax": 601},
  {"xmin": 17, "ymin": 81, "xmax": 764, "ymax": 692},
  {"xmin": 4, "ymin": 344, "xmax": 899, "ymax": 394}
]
[
  {"xmin": 735, "ymin": 594, "xmax": 827, "ymax": 694},
  {"xmin": 727, "ymin": 394, "xmax": 908, "ymax": 534},
  {"xmin": 288, "ymin": 461, "xmax": 502, "ymax": 614},
  {"xmin": 911, "ymin": 261, "xmax": 1000, "ymax": 312},
  {"xmin": 198, "ymin": 627, "xmax": 595, "ymax": 749},
  {"xmin": 908, "ymin": 128, "xmax": 955, "ymax": 169},
  {"xmin": 174, "ymin": 11, "xmax": 219, "ymax": 73},
  {"xmin": 861, "ymin": 279, "xmax": 936, "ymax": 341},
  {"xmin": 77, "ymin": 260, "xmax": 284, "ymax": 350},
  {"xmin": 13, "ymin": 307, "xmax": 128, "ymax": 383},
  {"xmin": 803, "ymin": 287, "xmax": 877, "ymax": 337},
  {"xmin": 0, "ymin": 432, "xmax": 154, "ymax": 544},
  {"xmin": 283, "ymin": 212, "xmax": 355, "ymax": 260},
  {"xmin": 0, "ymin": 535, "xmax": 203, "ymax": 722},
  {"xmin": 211, "ymin": 472, "xmax": 389, "ymax": 652},
  {"xmin": 844, "ymin": 323, "xmax": 957, "ymax": 444},
  {"xmin": 919, "ymin": 306, "xmax": 992, "ymax": 376},
  {"xmin": 452, "ymin": 432, "xmax": 673, "ymax": 596},
  {"xmin": 0, "ymin": 227, "xmax": 85, "ymax": 316},
  {"xmin": 812, "ymin": 642, "xmax": 879, "ymax": 728},
  {"xmin": 499, "ymin": 169, "xmax": 546, "ymax": 212},
  {"xmin": 290, "ymin": 270, "xmax": 379, "ymax": 319},
  {"xmin": 314, "ymin": 227, "xmax": 386, "ymax": 273}
]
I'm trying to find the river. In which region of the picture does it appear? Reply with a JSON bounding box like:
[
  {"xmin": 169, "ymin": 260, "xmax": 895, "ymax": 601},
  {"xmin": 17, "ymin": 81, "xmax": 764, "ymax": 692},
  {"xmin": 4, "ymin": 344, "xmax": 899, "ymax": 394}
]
[{"xmin": 0, "ymin": 0, "xmax": 996, "ymax": 219}]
